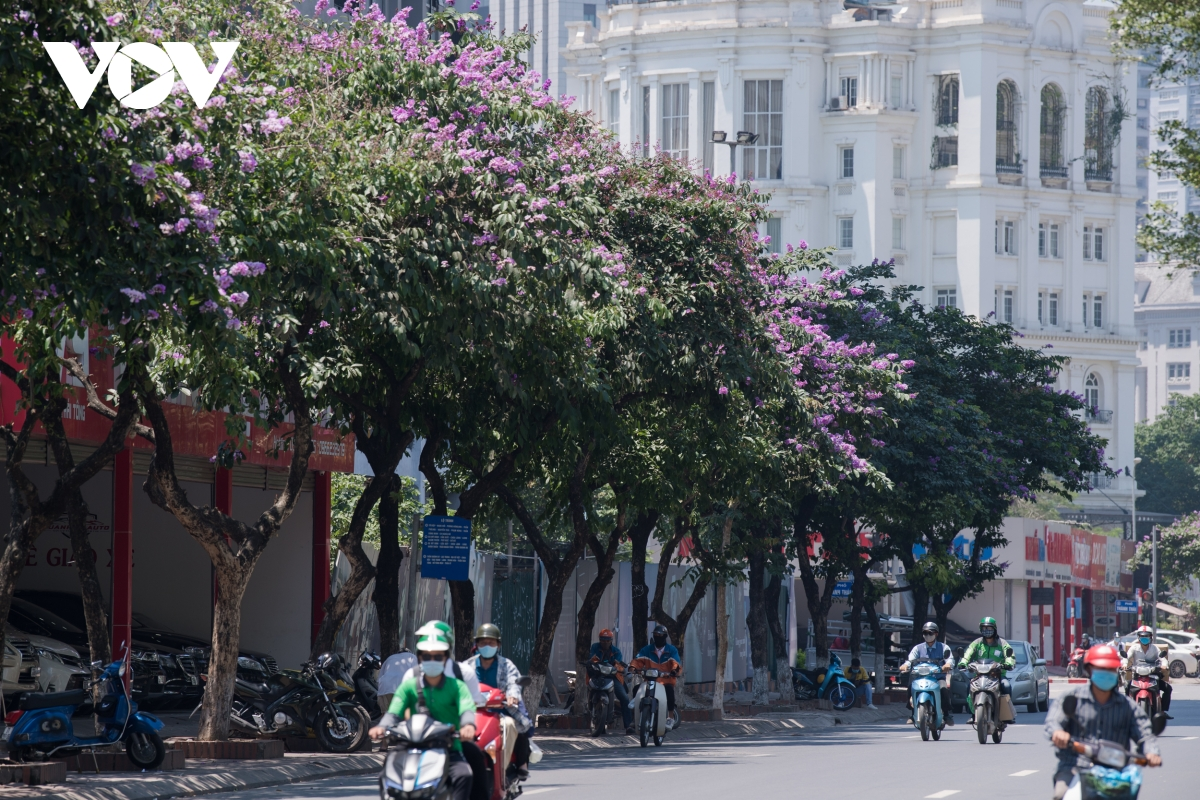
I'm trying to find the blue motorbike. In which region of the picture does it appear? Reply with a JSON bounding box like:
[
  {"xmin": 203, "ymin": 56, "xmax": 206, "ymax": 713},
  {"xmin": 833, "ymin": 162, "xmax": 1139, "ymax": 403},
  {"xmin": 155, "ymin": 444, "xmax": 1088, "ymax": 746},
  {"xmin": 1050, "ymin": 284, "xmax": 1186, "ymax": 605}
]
[
  {"xmin": 3, "ymin": 659, "xmax": 166, "ymax": 769},
  {"xmin": 792, "ymin": 653, "xmax": 857, "ymax": 710},
  {"xmin": 908, "ymin": 661, "xmax": 946, "ymax": 741}
]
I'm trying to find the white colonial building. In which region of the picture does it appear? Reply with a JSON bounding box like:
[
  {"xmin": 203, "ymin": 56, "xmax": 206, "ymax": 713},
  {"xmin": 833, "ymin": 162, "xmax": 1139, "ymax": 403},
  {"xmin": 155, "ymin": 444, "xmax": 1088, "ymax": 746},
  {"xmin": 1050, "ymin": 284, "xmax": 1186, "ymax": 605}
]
[
  {"xmin": 1134, "ymin": 266, "xmax": 1200, "ymax": 422},
  {"xmin": 562, "ymin": 0, "xmax": 1139, "ymax": 509}
]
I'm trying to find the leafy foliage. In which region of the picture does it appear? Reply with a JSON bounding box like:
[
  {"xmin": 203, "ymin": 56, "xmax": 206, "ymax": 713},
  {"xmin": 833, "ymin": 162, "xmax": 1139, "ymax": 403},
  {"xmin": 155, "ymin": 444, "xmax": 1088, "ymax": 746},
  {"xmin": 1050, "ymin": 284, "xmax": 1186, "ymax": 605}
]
[
  {"xmin": 1134, "ymin": 393, "xmax": 1200, "ymax": 515},
  {"xmin": 1134, "ymin": 512, "xmax": 1200, "ymax": 596}
]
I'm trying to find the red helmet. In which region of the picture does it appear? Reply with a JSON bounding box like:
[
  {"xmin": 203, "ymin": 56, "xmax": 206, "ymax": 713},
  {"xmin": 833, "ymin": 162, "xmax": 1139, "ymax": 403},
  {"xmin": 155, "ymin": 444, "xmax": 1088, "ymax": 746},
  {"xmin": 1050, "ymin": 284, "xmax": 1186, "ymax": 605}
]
[
  {"xmin": 1084, "ymin": 644, "xmax": 1122, "ymax": 670},
  {"xmin": 599, "ymin": 629, "xmax": 614, "ymax": 640}
]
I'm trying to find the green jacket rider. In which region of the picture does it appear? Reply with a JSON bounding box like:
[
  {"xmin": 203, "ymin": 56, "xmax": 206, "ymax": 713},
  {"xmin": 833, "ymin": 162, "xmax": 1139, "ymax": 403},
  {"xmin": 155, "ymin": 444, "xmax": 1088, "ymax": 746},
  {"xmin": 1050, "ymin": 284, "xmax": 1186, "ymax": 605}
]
[{"xmin": 958, "ymin": 616, "xmax": 1016, "ymax": 705}]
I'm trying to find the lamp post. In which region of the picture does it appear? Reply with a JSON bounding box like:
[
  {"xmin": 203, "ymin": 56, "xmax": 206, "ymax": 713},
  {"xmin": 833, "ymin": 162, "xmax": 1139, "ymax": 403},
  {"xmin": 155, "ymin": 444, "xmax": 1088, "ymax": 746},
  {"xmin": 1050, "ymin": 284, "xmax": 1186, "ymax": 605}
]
[{"xmin": 710, "ymin": 130, "xmax": 760, "ymax": 177}]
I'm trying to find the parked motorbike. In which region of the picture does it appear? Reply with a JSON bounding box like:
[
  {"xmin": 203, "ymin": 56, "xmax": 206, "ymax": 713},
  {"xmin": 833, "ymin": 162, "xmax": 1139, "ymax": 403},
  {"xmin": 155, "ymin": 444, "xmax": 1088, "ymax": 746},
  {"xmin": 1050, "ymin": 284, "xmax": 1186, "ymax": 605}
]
[
  {"xmin": 228, "ymin": 652, "xmax": 368, "ymax": 752},
  {"xmin": 1059, "ymin": 694, "xmax": 1167, "ymax": 800},
  {"xmin": 378, "ymin": 713, "xmax": 458, "ymax": 800},
  {"xmin": 562, "ymin": 669, "xmax": 577, "ymax": 710},
  {"xmin": 1067, "ymin": 647, "xmax": 1087, "ymax": 679},
  {"xmin": 792, "ymin": 654, "xmax": 857, "ymax": 709},
  {"xmin": 475, "ymin": 683, "xmax": 527, "ymax": 800},
  {"xmin": 908, "ymin": 661, "xmax": 947, "ymax": 742},
  {"xmin": 3, "ymin": 659, "xmax": 166, "ymax": 769},
  {"xmin": 1127, "ymin": 664, "xmax": 1163, "ymax": 720},
  {"xmin": 967, "ymin": 659, "xmax": 1009, "ymax": 744},
  {"xmin": 629, "ymin": 657, "xmax": 678, "ymax": 748},
  {"xmin": 332, "ymin": 651, "xmax": 381, "ymax": 723},
  {"xmin": 585, "ymin": 661, "xmax": 622, "ymax": 736}
]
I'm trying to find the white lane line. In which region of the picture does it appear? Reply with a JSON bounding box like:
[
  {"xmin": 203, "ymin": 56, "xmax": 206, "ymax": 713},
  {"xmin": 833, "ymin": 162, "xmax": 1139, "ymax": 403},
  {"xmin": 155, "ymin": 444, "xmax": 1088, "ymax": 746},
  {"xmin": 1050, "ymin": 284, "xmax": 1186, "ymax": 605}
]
[
  {"xmin": 1010, "ymin": 770, "xmax": 1039, "ymax": 777},
  {"xmin": 644, "ymin": 767, "xmax": 680, "ymax": 773},
  {"xmin": 1182, "ymin": 736, "xmax": 1198, "ymax": 741},
  {"xmin": 904, "ymin": 735, "xmax": 921, "ymax": 739},
  {"xmin": 522, "ymin": 790, "xmax": 559, "ymax": 796},
  {"xmin": 925, "ymin": 792, "xmax": 961, "ymax": 799}
]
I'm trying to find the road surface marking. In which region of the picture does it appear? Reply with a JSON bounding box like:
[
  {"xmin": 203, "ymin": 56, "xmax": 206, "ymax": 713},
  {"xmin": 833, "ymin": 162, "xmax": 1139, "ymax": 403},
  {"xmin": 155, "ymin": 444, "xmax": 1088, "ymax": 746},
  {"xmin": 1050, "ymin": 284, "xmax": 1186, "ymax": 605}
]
[
  {"xmin": 522, "ymin": 790, "xmax": 559, "ymax": 796},
  {"xmin": 644, "ymin": 767, "xmax": 679, "ymax": 773},
  {"xmin": 904, "ymin": 735, "xmax": 920, "ymax": 739},
  {"xmin": 1010, "ymin": 770, "xmax": 1039, "ymax": 777},
  {"xmin": 1182, "ymin": 736, "xmax": 1198, "ymax": 741},
  {"xmin": 925, "ymin": 792, "xmax": 961, "ymax": 799}
]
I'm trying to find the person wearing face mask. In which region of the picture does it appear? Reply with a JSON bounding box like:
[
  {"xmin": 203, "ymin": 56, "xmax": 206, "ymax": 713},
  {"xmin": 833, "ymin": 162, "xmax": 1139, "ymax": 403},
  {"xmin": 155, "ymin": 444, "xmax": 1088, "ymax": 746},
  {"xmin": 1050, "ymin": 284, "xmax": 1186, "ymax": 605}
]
[
  {"xmin": 899, "ymin": 621, "xmax": 955, "ymax": 725},
  {"xmin": 634, "ymin": 625, "xmax": 682, "ymax": 725},
  {"xmin": 470, "ymin": 624, "xmax": 532, "ymax": 781},
  {"xmin": 590, "ymin": 629, "xmax": 634, "ymax": 734},
  {"xmin": 957, "ymin": 616, "xmax": 1017, "ymax": 707},
  {"xmin": 1123, "ymin": 625, "xmax": 1172, "ymax": 716},
  {"xmin": 369, "ymin": 629, "xmax": 476, "ymax": 800},
  {"xmin": 1045, "ymin": 644, "xmax": 1162, "ymax": 800}
]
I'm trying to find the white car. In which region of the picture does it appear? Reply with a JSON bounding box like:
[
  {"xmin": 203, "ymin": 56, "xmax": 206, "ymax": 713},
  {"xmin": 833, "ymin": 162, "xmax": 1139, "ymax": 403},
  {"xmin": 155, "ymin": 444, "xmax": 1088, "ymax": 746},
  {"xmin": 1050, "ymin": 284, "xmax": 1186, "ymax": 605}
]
[
  {"xmin": 4, "ymin": 625, "xmax": 88, "ymax": 694},
  {"xmin": 1156, "ymin": 631, "xmax": 1200, "ymax": 661},
  {"xmin": 1158, "ymin": 640, "xmax": 1198, "ymax": 679}
]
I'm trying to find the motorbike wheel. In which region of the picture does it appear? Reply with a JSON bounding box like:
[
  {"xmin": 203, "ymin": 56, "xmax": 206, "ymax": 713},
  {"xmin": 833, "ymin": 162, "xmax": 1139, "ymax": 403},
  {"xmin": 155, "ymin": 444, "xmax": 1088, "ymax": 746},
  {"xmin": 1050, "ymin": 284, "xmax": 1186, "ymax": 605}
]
[
  {"xmin": 975, "ymin": 704, "xmax": 988, "ymax": 745},
  {"xmin": 830, "ymin": 683, "xmax": 856, "ymax": 711},
  {"xmin": 1066, "ymin": 664, "xmax": 1079, "ymax": 679},
  {"xmin": 638, "ymin": 701, "xmax": 653, "ymax": 748},
  {"xmin": 1141, "ymin": 696, "xmax": 1154, "ymax": 720},
  {"xmin": 918, "ymin": 704, "xmax": 930, "ymax": 741},
  {"xmin": 654, "ymin": 734, "xmax": 663, "ymax": 747},
  {"xmin": 126, "ymin": 731, "xmax": 167, "ymax": 770},
  {"xmin": 931, "ymin": 722, "xmax": 941, "ymax": 741},
  {"xmin": 315, "ymin": 704, "xmax": 367, "ymax": 753},
  {"xmin": 591, "ymin": 696, "xmax": 608, "ymax": 737},
  {"xmin": 991, "ymin": 727, "xmax": 1003, "ymax": 744}
]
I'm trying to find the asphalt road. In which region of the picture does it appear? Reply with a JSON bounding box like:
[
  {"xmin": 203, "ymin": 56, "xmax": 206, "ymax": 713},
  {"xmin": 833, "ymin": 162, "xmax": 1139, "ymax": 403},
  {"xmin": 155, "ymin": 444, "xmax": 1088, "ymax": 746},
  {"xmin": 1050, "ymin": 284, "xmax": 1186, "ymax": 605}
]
[{"xmin": 217, "ymin": 681, "xmax": 1200, "ymax": 800}]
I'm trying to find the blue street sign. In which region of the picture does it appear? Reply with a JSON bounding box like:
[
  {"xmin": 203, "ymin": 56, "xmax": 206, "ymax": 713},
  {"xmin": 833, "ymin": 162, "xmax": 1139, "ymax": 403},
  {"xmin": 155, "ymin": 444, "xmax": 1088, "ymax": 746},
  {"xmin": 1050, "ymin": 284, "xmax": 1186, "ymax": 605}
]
[
  {"xmin": 421, "ymin": 516, "xmax": 472, "ymax": 581},
  {"xmin": 1115, "ymin": 599, "xmax": 1138, "ymax": 614},
  {"xmin": 832, "ymin": 579, "xmax": 854, "ymax": 599}
]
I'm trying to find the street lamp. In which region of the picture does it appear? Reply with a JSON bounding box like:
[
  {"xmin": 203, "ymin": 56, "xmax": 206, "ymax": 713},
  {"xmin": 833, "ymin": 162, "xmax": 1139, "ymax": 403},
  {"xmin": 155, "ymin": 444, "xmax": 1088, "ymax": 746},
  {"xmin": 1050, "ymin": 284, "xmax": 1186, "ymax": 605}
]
[{"xmin": 710, "ymin": 130, "xmax": 759, "ymax": 177}]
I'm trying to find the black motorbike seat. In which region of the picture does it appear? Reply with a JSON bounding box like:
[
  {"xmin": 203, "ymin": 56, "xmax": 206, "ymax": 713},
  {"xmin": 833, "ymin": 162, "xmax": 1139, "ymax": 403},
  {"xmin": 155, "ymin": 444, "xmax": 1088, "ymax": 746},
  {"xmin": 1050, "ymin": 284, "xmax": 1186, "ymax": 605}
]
[
  {"xmin": 236, "ymin": 678, "xmax": 291, "ymax": 702},
  {"xmin": 17, "ymin": 689, "xmax": 89, "ymax": 710}
]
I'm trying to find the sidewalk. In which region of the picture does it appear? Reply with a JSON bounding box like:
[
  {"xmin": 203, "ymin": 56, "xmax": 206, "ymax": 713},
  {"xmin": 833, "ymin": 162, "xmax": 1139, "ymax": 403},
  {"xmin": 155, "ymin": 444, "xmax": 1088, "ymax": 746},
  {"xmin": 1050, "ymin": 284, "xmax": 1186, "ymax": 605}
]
[{"xmin": 5, "ymin": 705, "xmax": 906, "ymax": 800}]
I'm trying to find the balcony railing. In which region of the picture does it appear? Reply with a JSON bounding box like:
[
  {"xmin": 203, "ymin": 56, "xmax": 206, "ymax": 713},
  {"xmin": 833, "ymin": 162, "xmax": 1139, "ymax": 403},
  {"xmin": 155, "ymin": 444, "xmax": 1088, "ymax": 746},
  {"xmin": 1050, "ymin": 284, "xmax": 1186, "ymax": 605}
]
[
  {"xmin": 1040, "ymin": 165, "xmax": 1069, "ymax": 179},
  {"xmin": 1088, "ymin": 471, "xmax": 1114, "ymax": 490},
  {"xmin": 996, "ymin": 161, "xmax": 1023, "ymax": 174},
  {"xmin": 1085, "ymin": 167, "xmax": 1113, "ymax": 182},
  {"xmin": 1086, "ymin": 408, "xmax": 1114, "ymax": 424}
]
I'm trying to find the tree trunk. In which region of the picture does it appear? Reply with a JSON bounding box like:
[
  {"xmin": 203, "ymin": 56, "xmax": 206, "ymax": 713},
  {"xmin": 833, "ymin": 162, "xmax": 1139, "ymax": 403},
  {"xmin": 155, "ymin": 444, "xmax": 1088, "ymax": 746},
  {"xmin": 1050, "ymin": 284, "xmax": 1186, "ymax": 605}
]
[
  {"xmin": 764, "ymin": 571, "xmax": 793, "ymax": 703},
  {"xmin": 862, "ymin": 577, "xmax": 888, "ymax": 695},
  {"xmin": 629, "ymin": 517, "xmax": 653, "ymax": 654},
  {"xmin": 198, "ymin": 561, "xmax": 252, "ymax": 740},
  {"xmin": 746, "ymin": 548, "xmax": 770, "ymax": 704},
  {"xmin": 571, "ymin": 511, "xmax": 629, "ymax": 715},
  {"xmin": 711, "ymin": 514, "xmax": 733, "ymax": 719},
  {"xmin": 448, "ymin": 580, "xmax": 476, "ymax": 661},
  {"xmin": 68, "ymin": 488, "xmax": 111, "ymax": 663},
  {"xmin": 649, "ymin": 519, "xmax": 710, "ymax": 679},
  {"xmin": 374, "ymin": 475, "xmax": 403, "ymax": 659},
  {"xmin": 525, "ymin": 560, "xmax": 574, "ymax": 716}
]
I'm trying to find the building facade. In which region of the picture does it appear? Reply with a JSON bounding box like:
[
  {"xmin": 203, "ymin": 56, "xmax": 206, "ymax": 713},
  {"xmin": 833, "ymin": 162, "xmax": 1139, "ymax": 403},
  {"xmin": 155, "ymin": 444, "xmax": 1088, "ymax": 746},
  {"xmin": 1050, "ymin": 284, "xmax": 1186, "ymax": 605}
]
[
  {"xmin": 1134, "ymin": 265, "xmax": 1200, "ymax": 422},
  {"xmin": 563, "ymin": 0, "xmax": 1139, "ymax": 509}
]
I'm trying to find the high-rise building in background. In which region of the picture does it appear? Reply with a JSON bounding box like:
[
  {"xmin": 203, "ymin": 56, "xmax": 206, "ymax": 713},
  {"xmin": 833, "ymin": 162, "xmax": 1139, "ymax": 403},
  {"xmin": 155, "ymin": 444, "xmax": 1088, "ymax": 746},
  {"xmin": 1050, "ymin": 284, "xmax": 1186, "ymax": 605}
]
[{"xmin": 562, "ymin": 0, "xmax": 1138, "ymax": 510}]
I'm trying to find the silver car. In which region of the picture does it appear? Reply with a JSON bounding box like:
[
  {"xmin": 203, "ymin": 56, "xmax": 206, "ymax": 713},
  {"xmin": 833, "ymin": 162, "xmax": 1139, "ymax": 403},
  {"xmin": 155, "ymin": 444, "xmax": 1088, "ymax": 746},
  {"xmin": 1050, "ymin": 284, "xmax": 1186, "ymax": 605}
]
[{"xmin": 1007, "ymin": 640, "xmax": 1050, "ymax": 713}]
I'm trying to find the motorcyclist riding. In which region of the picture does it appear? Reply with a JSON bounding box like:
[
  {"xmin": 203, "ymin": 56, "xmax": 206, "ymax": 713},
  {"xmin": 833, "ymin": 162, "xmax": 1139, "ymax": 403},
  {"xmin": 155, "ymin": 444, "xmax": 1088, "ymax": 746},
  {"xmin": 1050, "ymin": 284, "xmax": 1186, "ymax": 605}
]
[
  {"xmin": 957, "ymin": 616, "xmax": 1016, "ymax": 705},
  {"xmin": 590, "ymin": 628, "xmax": 633, "ymax": 735},
  {"xmin": 1123, "ymin": 625, "xmax": 1172, "ymax": 717},
  {"xmin": 369, "ymin": 628, "xmax": 476, "ymax": 800},
  {"xmin": 469, "ymin": 623, "xmax": 532, "ymax": 780},
  {"xmin": 635, "ymin": 624, "xmax": 682, "ymax": 727},
  {"xmin": 899, "ymin": 621, "xmax": 956, "ymax": 726},
  {"xmin": 1045, "ymin": 644, "xmax": 1162, "ymax": 800}
]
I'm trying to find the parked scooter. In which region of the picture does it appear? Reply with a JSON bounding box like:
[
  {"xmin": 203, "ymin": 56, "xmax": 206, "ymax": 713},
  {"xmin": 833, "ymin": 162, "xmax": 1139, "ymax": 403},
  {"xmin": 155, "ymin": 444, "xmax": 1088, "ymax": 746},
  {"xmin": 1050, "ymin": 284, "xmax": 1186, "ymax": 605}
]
[
  {"xmin": 475, "ymin": 683, "xmax": 527, "ymax": 800},
  {"xmin": 792, "ymin": 654, "xmax": 857, "ymax": 709},
  {"xmin": 228, "ymin": 652, "xmax": 368, "ymax": 752},
  {"xmin": 908, "ymin": 661, "xmax": 947, "ymax": 742},
  {"xmin": 378, "ymin": 713, "xmax": 458, "ymax": 799},
  {"xmin": 629, "ymin": 658, "xmax": 678, "ymax": 748},
  {"xmin": 333, "ymin": 651, "xmax": 381, "ymax": 723},
  {"xmin": 2, "ymin": 658, "xmax": 166, "ymax": 769},
  {"xmin": 585, "ymin": 661, "xmax": 622, "ymax": 736},
  {"xmin": 1059, "ymin": 694, "xmax": 1167, "ymax": 800},
  {"xmin": 967, "ymin": 659, "xmax": 1010, "ymax": 744},
  {"xmin": 1127, "ymin": 664, "xmax": 1163, "ymax": 720}
]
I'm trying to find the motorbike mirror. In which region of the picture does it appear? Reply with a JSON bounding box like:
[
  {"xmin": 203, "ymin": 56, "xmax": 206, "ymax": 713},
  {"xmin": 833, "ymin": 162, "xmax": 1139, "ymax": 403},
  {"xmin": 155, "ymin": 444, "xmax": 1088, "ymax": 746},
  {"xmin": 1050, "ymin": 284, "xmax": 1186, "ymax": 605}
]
[
  {"xmin": 1151, "ymin": 712, "xmax": 1168, "ymax": 736},
  {"xmin": 517, "ymin": 676, "xmax": 532, "ymax": 688},
  {"xmin": 1034, "ymin": 659, "xmax": 1047, "ymax": 667},
  {"xmin": 1061, "ymin": 695, "xmax": 1077, "ymax": 719}
]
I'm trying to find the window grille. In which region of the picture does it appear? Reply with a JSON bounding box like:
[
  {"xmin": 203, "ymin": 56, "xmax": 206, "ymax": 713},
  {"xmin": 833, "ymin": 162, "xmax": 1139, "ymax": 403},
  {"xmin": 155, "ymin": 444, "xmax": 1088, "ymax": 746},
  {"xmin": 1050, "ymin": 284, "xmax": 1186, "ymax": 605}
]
[
  {"xmin": 1003, "ymin": 289, "xmax": 1014, "ymax": 324},
  {"xmin": 893, "ymin": 145, "xmax": 905, "ymax": 179},
  {"xmin": 1168, "ymin": 363, "xmax": 1190, "ymax": 380},
  {"xmin": 765, "ymin": 217, "xmax": 782, "ymax": 255},
  {"xmin": 1048, "ymin": 292, "xmax": 1059, "ymax": 326},
  {"xmin": 608, "ymin": 89, "xmax": 620, "ymax": 134},
  {"xmin": 1169, "ymin": 329, "xmax": 1191, "ymax": 348},
  {"xmin": 1093, "ymin": 295, "xmax": 1103, "ymax": 328},
  {"xmin": 1040, "ymin": 84, "xmax": 1067, "ymax": 177},
  {"xmin": 936, "ymin": 75, "xmax": 959, "ymax": 125},
  {"xmin": 1084, "ymin": 373, "xmax": 1100, "ymax": 409},
  {"xmin": 933, "ymin": 136, "xmax": 958, "ymax": 168},
  {"xmin": 892, "ymin": 217, "xmax": 904, "ymax": 250},
  {"xmin": 840, "ymin": 76, "xmax": 858, "ymax": 108},
  {"xmin": 743, "ymin": 80, "xmax": 783, "ymax": 180},
  {"xmin": 841, "ymin": 147, "xmax": 855, "ymax": 179},
  {"xmin": 641, "ymin": 86, "xmax": 650, "ymax": 158},
  {"xmin": 1085, "ymin": 86, "xmax": 1114, "ymax": 181},
  {"xmin": 839, "ymin": 217, "xmax": 854, "ymax": 250},
  {"xmin": 996, "ymin": 80, "xmax": 1021, "ymax": 173},
  {"xmin": 936, "ymin": 288, "xmax": 957, "ymax": 309},
  {"xmin": 661, "ymin": 84, "xmax": 689, "ymax": 162}
]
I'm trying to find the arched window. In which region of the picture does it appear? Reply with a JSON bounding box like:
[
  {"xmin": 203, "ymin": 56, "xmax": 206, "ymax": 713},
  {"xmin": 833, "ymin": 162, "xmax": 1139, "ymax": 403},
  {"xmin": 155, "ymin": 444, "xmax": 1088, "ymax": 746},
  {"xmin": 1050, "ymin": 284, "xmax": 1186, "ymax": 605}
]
[
  {"xmin": 996, "ymin": 80, "xmax": 1020, "ymax": 173},
  {"xmin": 1085, "ymin": 86, "xmax": 1113, "ymax": 182},
  {"xmin": 937, "ymin": 75, "xmax": 960, "ymax": 126},
  {"xmin": 1040, "ymin": 84, "xmax": 1067, "ymax": 179},
  {"xmin": 1084, "ymin": 373, "xmax": 1100, "ymax": 411}
]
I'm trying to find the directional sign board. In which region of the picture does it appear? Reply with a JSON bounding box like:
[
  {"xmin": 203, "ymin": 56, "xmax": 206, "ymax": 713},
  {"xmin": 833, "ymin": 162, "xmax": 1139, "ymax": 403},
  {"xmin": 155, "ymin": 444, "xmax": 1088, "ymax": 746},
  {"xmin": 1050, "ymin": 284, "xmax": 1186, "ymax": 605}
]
[
  {"xmin": 1114, "ymin": 599, "xmax": 1138, "ymax": 614},
  {"xmin": 832, "ymin": 579, "xmax": 854, "ymax": 599},
  {"xmin": 421, "ymin": 516, "xmax": 471, "ymax": 581}
]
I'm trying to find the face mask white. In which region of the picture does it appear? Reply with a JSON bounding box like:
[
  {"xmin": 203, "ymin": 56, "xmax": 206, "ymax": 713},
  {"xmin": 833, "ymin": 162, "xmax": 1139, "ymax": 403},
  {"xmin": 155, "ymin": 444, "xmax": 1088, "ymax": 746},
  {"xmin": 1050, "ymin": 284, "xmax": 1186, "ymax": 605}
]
[
  {"xmin": 478, "ymin": 645, "xmax": 498, "ymax": 659},
  {"xmin": 420, "ymin": 659, "xmax": 446, "ymax": 678}
]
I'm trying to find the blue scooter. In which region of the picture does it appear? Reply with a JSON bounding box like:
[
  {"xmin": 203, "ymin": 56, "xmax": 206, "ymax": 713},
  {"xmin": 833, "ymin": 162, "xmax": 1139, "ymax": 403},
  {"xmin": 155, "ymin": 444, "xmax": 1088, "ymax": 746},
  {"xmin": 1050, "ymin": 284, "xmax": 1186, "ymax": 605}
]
[
  {"xmin": 2, "ymin": 658, "xmax": 166, "ymax": 769},
  {"xmin": 907, "ymin": 660, "xmax": 946, "ymax": 741},
  {"xmin": 792, "ymin": 653, "xmax": 857, "ymax": 710}
]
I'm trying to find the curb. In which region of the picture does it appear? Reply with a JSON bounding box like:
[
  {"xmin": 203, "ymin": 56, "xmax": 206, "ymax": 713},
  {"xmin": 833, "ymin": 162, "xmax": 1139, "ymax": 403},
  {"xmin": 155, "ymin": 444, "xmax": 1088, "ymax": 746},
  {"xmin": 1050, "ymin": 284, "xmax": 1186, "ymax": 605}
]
[
  {"xmin": 7, "ymin": 752, "xmax": 384, "ymax": 800},
  {"xmin": 533, "ymin": 706, "xmax": 907, "ymax": 754}
]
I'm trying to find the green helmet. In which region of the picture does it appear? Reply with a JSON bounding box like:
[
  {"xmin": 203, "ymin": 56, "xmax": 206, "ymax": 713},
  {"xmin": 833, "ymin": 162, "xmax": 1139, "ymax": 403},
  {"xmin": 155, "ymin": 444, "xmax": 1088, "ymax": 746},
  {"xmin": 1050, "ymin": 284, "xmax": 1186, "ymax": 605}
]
[
  {"xmin": 416, "ymin": 627, "xmax": 452, "ymax": 653},
  {"xmin": 474, "ymin": 623, "xmax": 502, "ymax": 642},
  {"xmin": 980, "ymin": 617, "xmax": 998, "ymax": 637},
  {"xmin": 417, "ymin": 620, "xmax": 454, "ymax": 646}
]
